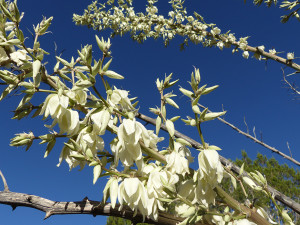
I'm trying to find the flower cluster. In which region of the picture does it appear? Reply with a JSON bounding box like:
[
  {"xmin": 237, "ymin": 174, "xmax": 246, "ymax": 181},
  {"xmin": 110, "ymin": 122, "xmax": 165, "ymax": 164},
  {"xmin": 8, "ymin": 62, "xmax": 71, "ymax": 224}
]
[
  {"xmin": 111, "ymin": 118, "xmax": 163, "ymax": 169},
  {"xmin": 40, "ymin": 91, "xmax": 81, "ymax": 136}
]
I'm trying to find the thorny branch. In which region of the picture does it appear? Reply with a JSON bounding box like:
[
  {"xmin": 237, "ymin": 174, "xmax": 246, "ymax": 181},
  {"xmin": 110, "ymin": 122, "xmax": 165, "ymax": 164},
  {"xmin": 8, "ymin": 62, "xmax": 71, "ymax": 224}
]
[{"xmin": 0, "ymin": 169, "xmax": 188, "ymax": 225}]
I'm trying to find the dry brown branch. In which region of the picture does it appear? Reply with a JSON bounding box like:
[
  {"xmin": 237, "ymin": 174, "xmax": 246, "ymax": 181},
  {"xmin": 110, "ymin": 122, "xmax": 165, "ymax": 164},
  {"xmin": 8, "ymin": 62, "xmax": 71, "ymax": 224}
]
[
  {"xmin": 0, "ymin": 191, "xmax": 191, "ymax": 225},
  {"xmin": 136, "ymin": 112, "xmax": 300, "ymax": 215},
  {"xmin": 197, "ymin": 104, "xmax": 300, "ymax": 167}
]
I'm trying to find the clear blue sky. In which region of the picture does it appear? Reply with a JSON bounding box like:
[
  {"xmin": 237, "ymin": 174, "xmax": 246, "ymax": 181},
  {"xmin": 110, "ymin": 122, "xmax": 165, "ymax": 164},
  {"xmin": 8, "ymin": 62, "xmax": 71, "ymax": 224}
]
[{"xmin": 1, "ymin": 1, "xmax": 299, "ymax": 224}]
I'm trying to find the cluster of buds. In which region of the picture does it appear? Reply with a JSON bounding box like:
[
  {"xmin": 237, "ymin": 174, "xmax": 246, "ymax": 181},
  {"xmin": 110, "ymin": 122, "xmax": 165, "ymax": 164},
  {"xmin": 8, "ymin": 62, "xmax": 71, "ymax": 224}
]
[
  {"xmin": 180, "ymin": 68, "xmax": 225, "ymax": 128},
  {"xmin": 10, "ymin": 132, "xmax": 34, "ymax": 151}
]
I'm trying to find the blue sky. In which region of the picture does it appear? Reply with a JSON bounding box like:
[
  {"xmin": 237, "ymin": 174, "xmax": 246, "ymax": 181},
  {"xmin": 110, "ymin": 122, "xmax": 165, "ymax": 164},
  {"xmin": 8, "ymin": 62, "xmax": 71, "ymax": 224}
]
[{"xmin": 1, "ymin": 1, "xmax": 300, "ymax": 224}]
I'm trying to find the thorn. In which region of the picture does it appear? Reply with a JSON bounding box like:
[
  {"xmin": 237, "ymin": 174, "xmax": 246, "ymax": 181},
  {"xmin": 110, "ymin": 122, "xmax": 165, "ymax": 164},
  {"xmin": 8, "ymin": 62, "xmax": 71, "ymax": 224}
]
[
  {"xmin": 26, "ymin": 196, "xmax": 32, "ymax": 203},
  {"xmin": 44, "ymin": 211, "xmax": 52, "ymax": 220},
  {"xmin": 11, "ymin": 205, "xmax": 17, "ymax": 211},
  {"xmin": 82, "ymin": 196, "xmax": 89, "ymax": 201}
]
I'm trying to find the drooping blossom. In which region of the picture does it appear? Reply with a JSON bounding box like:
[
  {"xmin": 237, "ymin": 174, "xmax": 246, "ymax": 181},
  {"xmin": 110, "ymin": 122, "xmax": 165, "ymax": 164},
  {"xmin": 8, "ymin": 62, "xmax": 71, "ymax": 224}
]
[
  {"xmin": 118, "ymin": 178, "xmax": 148, "ymax": 218},
  {"xmin": 112, "ymin": 118, "xmax": 162, "ymax": 168},
  {"xmin": 108, "ymin": 87, "xmax": 134, "ymax": 111},
  {"xmin": 10, "ymin": 49, "xmax": 31, "ymax": 66}
]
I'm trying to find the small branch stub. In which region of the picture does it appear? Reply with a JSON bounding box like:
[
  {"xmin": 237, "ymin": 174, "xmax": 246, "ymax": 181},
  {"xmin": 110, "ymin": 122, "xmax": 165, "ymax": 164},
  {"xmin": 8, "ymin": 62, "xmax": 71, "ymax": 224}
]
[{"xmin": 0, "ymin": 170, "xmax": 9, "ymax": 192}]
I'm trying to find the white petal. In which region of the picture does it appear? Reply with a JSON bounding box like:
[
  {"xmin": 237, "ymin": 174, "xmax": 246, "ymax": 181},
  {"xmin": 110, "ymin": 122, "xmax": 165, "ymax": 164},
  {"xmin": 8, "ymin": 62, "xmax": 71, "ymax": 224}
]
[
  {"xmin": 123, "ymin": 119, "xmax": 136, "ymax": 135},
  {"xmin": 124, "ymin": 177, "xmax": 139, "ymax": 197},
  {"xmin": 110, "ymin": 178, "xmax": 119, "ymax": 209}
]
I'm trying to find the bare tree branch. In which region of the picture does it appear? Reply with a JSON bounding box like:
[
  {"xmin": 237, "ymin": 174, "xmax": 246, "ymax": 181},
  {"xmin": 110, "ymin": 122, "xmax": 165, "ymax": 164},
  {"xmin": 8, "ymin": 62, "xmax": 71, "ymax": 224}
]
[
  {"xmin": 197, "ymin": 104, "xmax": 300, "ymax": 167},
  {"xmin": 136, "ymin": 112, "xmax": 300, "ymax": 215}
]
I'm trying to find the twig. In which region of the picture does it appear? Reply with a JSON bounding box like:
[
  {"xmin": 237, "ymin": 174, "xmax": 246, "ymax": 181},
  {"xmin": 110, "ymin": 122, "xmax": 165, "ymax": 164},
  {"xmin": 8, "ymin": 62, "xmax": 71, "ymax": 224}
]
[
  {"xmin": 0, "ymin": 170, "xmax": 9, "ymax": 192},
  {"xmin": 282, "ymin": 68, "xmax": 300, "ymax": 95},
  {"xmin": 244, "ymin": 116, "xmax": 249, "ymax": 134},
  {"xmin": 253, "ymin": 126, "xmax": 256, "ymax": 139},
  {"xmin": 287, "ymin": 142, "xmax": 293, "ymax": 158}
]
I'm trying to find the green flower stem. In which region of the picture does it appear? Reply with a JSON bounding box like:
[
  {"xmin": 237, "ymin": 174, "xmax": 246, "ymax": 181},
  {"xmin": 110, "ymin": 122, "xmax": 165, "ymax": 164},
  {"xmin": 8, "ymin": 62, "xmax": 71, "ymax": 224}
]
[
  {"xmin": 92, "ymin": 86, "xmax": 109, "ymax": 107},
  {"xmin": 36, "ymin": 89, "xmax": 56, "ymax": 93},
  {"xmin": 195, "ymin": 113, "xmax": 206, "ymax": 148},
  {"xmin": 21, "ymin": 43, "xmax": 37, "ymax": 61},
  {"xmin": 214, "ymin": 185, "xmax": 270, "ymax": 225},
  {"xmin": 140, "ymin": 141, "xmax": 167, "ymax": 164},
  {"xmin": 177, "ymin": 194, "xmax": 194, "ymax": 208},
  {"xmin": 265, "ymin": 188, "xmax": 282, "ymax": 215},
  {"xmin": 223, "ymin": 165, "xmax": 248, "ymax": 198},
  {"xmin": 160, "ymin": 91, "xmax": 167, "ymax": 122}
]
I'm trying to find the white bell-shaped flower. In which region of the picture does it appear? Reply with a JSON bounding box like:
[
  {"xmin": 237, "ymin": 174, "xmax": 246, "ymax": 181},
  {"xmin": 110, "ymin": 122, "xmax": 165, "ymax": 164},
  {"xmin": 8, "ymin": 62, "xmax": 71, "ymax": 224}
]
[
  {"xmin": 76, "ymin": 127, "xmax": 104, "ymax": 156},
  {"xmin": 198, "ymin": 150, "xmax": 224, "ymax": 186},
  {"xmin": 57, "ymin": 144, "xmax": 86, "ymax": 170},
  {"xmin": 147, "ymin": 169, "xmax": 178, "ymax": 203},
  {"xmin": 178, "ymin": 179, "xmax": 196, "ymax": 202},
  {"xmin": 118, "ymin": 177, "xmax": 148, "ymax": 215},
  {"xmin": 40, "ymin": 93, "xmax": 69, "ymax": 119},
  {"xmin": 91, "ymin": 109, "xmax": 111, "ymax": 135},
  {"xmin": 109, "ymin": 87, "xmax": 134, "ymax": 111},
  {"xmin": 66, "ymin": 89, "xmax": 87, "ymax": 105},
  {"xmin": 175, "ymin": 142, "xmax": 194, "ymax": 163},
  {"xmin": 56, "ymin": 109, "xmax": 79, "ymax": 136},
  {"xmin": 165, "ymin": 150, "xmax": 189, "ymax": 176},
  {"xmin": 10, "ymin": 49, "xmax": 31, "ymax": 66},
  {"xmin": 115, "ymin": 118, "xmax": 156, "ymax": 168}
]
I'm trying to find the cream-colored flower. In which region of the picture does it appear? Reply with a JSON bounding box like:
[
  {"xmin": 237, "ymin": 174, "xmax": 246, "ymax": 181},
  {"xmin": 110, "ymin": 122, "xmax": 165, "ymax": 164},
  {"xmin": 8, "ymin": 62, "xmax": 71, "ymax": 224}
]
[
  {"xmin": 109, "ymin": 87, "xmax": 134, "ymax": 111},
  {"xmin": 195, "ymin": 179, "xmax": 217, "ymax": 207},
  {"xmin": 166, "ymin": 151, "xmax": 189, "ymax": 176},
  {"xmin": 10, "ymin": 50, "xmax": 31, "ymax": 66},
  {"xmin": 57, "ymin": 144, "xmax": 86, "ymax": 170},
  {"xmin": 114, "ymin": 118, "xmax": 161, "ymax": 168},
  {"xmin": 66, "ymin": 89, "xmax": 87, "ymax": 105},
  {"xmin": 257, "ymin": 45, "xmax": 265, "ymax": 52},
  {"xmin": 217, "ymin": 41, "xmax": 224, "ymax": 50},
  {"xmin": 211, "ymin": 27, "xmax": 221, "ymax": 35},
  {"xmin": 40, "ymin": 93, "xmax": 69, "ymax": 119},
  {"xmin": 243, "ymin": 51, "xmax": 249, "ymax": 59},
  {"xmin": 76, "ymin": 127, "xmax": 104, "ymax": 156},
  {"xmin": 198, "ymin": 150, "xmax": 224, "ymax": 185},
  {"xmin": 287, "ymin": 52, "xmax": 294, "ymax": 60},
  {"xmin": 175, "ymin": 142, "xmax": 194, "ymax": 163},
  {"xmin": 147, "ymin": 169, "xmax": 178, "ymax": 200},
  {"xmin": 56, "ymin": 109, "xmax": 79, "ymax": 136},
  {"xmin": 118, "ymin": 177, "xmax": 148, "ymax": 216},
  {"xmin": 91, "ymin": 109, "xmax": 111, "ymax": 135},
  {"xmin": 178, "ymin": 179, "xmax": 196, "ymax": 202}
]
